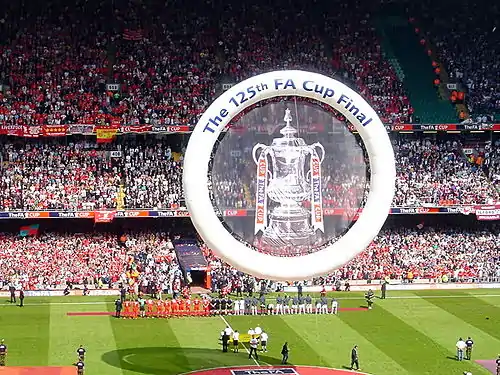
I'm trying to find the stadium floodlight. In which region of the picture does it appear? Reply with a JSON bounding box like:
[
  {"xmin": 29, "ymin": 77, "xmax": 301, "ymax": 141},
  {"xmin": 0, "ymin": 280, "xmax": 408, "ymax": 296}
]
[{"xmin": 183, "ymin": 70, "xmax": 395, "ymax": 281}]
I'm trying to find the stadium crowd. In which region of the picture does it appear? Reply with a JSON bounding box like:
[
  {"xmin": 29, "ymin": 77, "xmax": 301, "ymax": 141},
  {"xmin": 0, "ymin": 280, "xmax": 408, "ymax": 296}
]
[
  {"xmin": 0, "ymin": 226, "xmax": 498, "ymax": 291},
  {"xmin": 393, "ymin": 138, "xmax": 499, "ymax": 206},
  {"xmin": 0, "ymin": 0, "xmax": 498, "ymax": 295},
  {"xmin": 408, "ymin": 0, "xmax": 499, "ymax": 120},
  {"xmin": 0, "ymin": 0, "xmax": 417, "ymax": 128},
  {"xmin": 0, "ymin": 136, "xmax": 499, "ymax": 211}
]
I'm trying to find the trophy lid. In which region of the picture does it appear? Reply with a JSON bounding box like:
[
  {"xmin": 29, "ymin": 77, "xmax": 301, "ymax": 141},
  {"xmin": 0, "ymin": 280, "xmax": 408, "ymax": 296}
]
[{"xmin": 272, "ymin": 108, "xmax": 306, "ymax": 148}]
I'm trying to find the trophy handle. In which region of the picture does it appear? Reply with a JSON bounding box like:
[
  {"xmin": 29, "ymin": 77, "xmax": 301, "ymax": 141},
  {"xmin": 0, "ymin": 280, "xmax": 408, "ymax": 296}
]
[
  {"xmin": 311, "ymin": 143, "xmax": 325, "ymax": 163},
  {"xmin": 252, "ymin": 143, "xmax": 267, "ymax": 164}
]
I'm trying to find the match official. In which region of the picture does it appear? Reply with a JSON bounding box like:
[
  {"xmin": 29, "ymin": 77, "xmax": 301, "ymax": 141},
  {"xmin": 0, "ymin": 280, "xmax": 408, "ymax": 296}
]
[
  {"xmin": 0, "ymin": 339, "xmax": 7, "ymax": 366},
  {"xmin": 76, "ymin": 359, "xmax": 84, "ymax": 375},
  {"xmin": 19, "ymin": 289, "xmax": 25, "ymax": 307},
  {"xmin": 77, "ymin": 345, "xmax": 86, "ymax": 362},
  {"xmin": 381, "ymin": 281, "xmax": 387, "ymax": 299},
  {"xmin": 115, "ymin": 298, "xmax": 123, "ymax": 318},
  {"xmin": 350, "ymin": 345, "xmax": 360, "ymax": 371},
  {"xmin": 281, "ymin": 342, "xmax": 289, "ymax": 364},
  {"xmin": 365, "ymin": 290, "xmax": 375, "ymax": 310},
  {"xmin": 465, "ymin": 337, "xmax": 474, "ymax": 360}
]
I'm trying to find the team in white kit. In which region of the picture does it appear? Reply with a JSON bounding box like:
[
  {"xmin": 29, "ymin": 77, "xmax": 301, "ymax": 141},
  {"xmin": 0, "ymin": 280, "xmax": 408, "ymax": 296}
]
[{"xmin": 231, "ymin": 294, "xmax": 339, "ymax": 315}]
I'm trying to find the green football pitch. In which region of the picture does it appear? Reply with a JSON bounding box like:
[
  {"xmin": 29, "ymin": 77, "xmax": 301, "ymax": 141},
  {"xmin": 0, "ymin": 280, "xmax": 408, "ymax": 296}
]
[{"xmin": 1, "ymin": 289, "xmax": 500, "ymax": 375}]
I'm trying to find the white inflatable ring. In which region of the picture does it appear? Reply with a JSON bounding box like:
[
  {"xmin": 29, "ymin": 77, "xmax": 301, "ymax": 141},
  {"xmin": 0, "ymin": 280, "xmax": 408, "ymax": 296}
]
[{"xmin": 183, "ymin": 70, "xmax": 395, "ymax": 281}]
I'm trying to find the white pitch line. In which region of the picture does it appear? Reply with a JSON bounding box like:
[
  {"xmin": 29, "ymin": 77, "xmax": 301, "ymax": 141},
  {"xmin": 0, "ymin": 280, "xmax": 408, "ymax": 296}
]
[
  {"xmin": 122, "ymin": 354, "xmax": 136, "ymax": 365},
  {"xmin": 219, "ymin": 315, "xmax": 261, "ymax": 367}
]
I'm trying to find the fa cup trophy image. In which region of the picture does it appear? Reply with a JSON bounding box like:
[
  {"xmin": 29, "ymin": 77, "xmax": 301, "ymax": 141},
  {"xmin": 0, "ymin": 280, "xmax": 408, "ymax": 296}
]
[{"xmin": 253, "ymin": 108, "xmax": 325, "ymax": 248}]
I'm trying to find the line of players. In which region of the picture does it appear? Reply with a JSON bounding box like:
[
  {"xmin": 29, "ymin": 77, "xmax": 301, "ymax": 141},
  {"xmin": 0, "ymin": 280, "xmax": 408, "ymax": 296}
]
[
  {"xmin": 230, "ymin": 294, "xmax": 339, "ymax": 315},
  {"xmin": 115, "ymin": 294, "xmax": 339, "ymax": 318},
  {"xmin": 117, "ymin": 298, "xmax": 211, "ymax": 318}
]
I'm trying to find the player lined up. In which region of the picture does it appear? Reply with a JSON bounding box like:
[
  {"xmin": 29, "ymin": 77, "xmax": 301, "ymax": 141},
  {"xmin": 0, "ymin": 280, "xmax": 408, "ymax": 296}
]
[
  {"xmin": 115, "ymin": 297, "xmax": 211, "ymax": 318},
  {"xmin": 236, "ymin": 294, "xmax": 339, "ymax": 315},
  {"xmin": 113, "ymin": 294, "xmax": 339, "ymax": 319}
]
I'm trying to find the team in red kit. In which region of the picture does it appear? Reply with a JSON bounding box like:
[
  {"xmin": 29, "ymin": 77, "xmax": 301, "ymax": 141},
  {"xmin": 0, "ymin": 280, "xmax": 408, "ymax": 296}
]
[{"xmin": 121, "ymin": 297, "xmax": 211, "ymax": 319}]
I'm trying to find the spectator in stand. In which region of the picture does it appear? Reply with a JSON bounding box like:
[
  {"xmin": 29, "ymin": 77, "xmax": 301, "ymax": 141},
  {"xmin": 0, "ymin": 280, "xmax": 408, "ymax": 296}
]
[
  {"xmin": 484, "ymin": 139, "xmax": 500, "ymax": 191},
  {"xmin": 123, "ymin": 140, "xmax": 183, "ymax": 209}
]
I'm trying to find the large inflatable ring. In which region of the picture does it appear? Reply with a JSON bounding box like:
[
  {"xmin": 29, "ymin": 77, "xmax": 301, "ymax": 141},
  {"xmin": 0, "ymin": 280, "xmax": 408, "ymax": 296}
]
[{"xmin": 183, "ymin": 70, "xmax": 395, "ymax": 281}]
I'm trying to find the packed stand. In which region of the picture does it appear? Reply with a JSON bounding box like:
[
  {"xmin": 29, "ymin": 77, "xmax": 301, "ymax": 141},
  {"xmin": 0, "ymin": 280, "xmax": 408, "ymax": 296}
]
[
  {"xmin": 0, "ymin": 233, "xmax": 125, "ymax": 289},
  {"xmin": 327, "ymin": 226, "xmax": 500, "ymax": 283},
  {"xmin": 1, "ymin": 135, "xmax": 499, "ymax": 211},
  {"xmin": 199, "ymin": 226, "xmax": 500, "ymax": 293},
  {"xmin": 1, "ymin": 225, "xmax": 498, "ymax": 291},
  {"xmin": 324, "ymin": 2, "xmax": 413, "ymax": 124},
  {"xmin": 483, "ymin": 138, "xmax": 500, "ymax": 192},
  {"xmin": 0, "ymin": 0, "xmax": 415, "ymax": 128},
  {"xmin": 409, "ymin": 0, "xmax": 500, "ymax": 120},
  {"xmin": 392, "ymin": 137, "xmax": 499, "ymax": 206},
  {"xmin": 0, "ymin": 0, "xmax": 110, "ymax": 126},
  {"xmin": 218, "ymin": 0, "xmax": 413, "ymax": 125},
  {"xmin": 110, "ymin": 0, "xmax": 218, "ymax": 127},
  {"xmin": 0, "ymin": 141, "xmax": 121, "ymax": 210},
  {"xmin": 0, "ymin": 231, "xmax": 182, "ymax": 291},
  {"xmin": 118, "ymin": 232, "xmax": 183, "ymax": 296},
  {"xmin": 123, "ymin": 142, "xmax": 183, "ymax": 209}
]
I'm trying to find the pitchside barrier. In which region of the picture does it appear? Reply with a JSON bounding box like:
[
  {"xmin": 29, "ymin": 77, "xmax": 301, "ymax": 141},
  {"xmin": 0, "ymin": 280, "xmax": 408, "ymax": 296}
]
[{"xmin": 1, "ymin": 282, "xmax": 499, "ymax": 298}]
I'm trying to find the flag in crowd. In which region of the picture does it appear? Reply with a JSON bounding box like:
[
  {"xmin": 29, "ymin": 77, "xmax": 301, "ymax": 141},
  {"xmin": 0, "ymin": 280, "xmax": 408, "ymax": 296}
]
[
  {"xmin": 123, "ymin": 29, "xmax": 144, "ymax": 41},
  {"xmin": 19, "ymin": 224, "xmax": 40, "ymax": 237}
]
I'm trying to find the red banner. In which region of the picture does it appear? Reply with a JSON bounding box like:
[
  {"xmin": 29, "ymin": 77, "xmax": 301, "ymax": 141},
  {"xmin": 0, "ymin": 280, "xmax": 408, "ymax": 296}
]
[
  {"xmin": 390, "ymin": 124, "xmax": 416, "ymax": 131},
  {"xmin": 0, "ymin": 124, "xmax": 23, "ymax": 136},
  {"xmin": 43, "ymin": 125, "xmax": 68, "ymax": 137},
  {"xmin": 94, "ymin": 211, "xmax": 116, "ymax": 223},
  {"xmin": 151, "ymin": 125, "xmax": 191, "ymax": 133},
  {"xmin": 22, "ymin": 125, "xmax": 42, "ymax": 138},
  {"xmin": 223, "ymin": 209, "xmax": 248, "ymax": 217},
  {"xmin": 120, "ymin": 125, "xmax": 152, "ymax": 133}
]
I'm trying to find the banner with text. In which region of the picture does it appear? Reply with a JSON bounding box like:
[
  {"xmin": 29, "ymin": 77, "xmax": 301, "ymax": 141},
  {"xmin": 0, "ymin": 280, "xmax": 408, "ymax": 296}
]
[
  {"xmin": 0, "ymin": 205, "xmax": 497, "ymax": 220},
  {"xmin": 1, "ymin": 123, "xmax": 499, "ymax": 139},
  {"xmin": 474, "ymin": 205, "xmax": 500, "ymax": 221}
]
